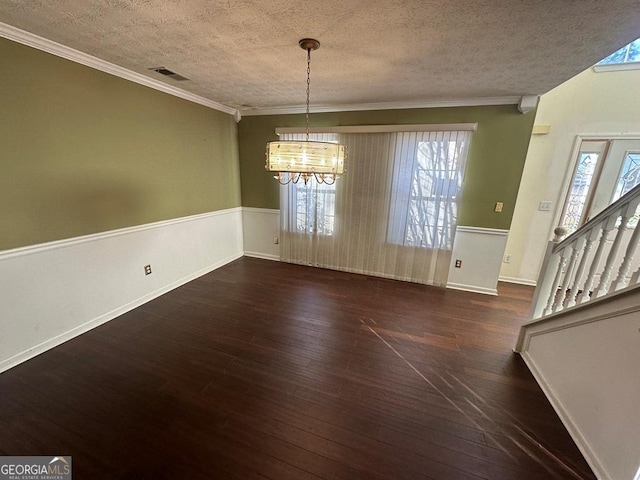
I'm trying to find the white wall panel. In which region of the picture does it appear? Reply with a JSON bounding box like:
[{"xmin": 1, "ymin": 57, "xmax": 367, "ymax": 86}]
[
  {"xmin": 521, "ymin": 288, "xmax": 640, "ymax": 480},
  {"xmin": 0, "ymin": 208, "xmax": 243, "ymax": 372},
  {"xmin": 447, "ymin": 226, "xmax": 509, "ymax": 295},
  {"xmin": 242, "ymin": 208, "xmax": 280, "ymax": 260}
]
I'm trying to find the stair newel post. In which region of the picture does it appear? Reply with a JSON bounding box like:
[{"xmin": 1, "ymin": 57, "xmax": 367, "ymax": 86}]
[
  {"xmin": 531, "ymin": 227, "xmax": 567, "ymax": 318},
  {"xmin": 610, "ymin": 200, "xmax": 640, "ymax": 292},
  {"xmin": 595, "ymin": 206, "xmax": 631, "ymax": 297},
  {"xmin": 532, "ymin": 227, "xmax": 567, "ymax": 318}
]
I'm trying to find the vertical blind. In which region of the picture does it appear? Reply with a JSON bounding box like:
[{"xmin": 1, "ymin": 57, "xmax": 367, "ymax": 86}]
[{"xmin": 279, "ymin": 128, "xmax": 473, "ymax": 287}]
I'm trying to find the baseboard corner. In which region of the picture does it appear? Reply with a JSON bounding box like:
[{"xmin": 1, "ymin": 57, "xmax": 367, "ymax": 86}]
[
  {"xmin": 244, "ymin": 252, "xmax": 280, "ymax": 261},
  {"xmin": 498, "ymin": 275, "xmax": 537, "ymax": 286},
  {"xmin": 446, "ymin": 282, "xmax": 498, "ymax": 296}
]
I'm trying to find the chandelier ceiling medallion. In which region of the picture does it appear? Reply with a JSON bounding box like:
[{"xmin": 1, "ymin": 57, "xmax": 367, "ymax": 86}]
[{"xmin": 265, "ymin": 38, "xmax": 346, "ymax": 185}]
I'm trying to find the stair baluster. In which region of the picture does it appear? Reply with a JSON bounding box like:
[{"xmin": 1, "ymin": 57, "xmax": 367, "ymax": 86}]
[
  {"xmin": 610, "ymin": 201, "xmax": 640, "ymax": 292},
  {"xmin": 556, "ymin": 242, "xmax": 579, "ymax": 311},
  {"xmin": 579, "ymin": 222, "xmax": 613, "ymax": 304},
  {"xmin": 566, "ymin": 236, "xmax": 590, "ymax": 308},
  {"xmin": 595, "ymin": 209, "xmax": 630, "ymax": 297},
  {"xmin": 544, "ymin": 247, "xmax": 568, "ymax": 316}
]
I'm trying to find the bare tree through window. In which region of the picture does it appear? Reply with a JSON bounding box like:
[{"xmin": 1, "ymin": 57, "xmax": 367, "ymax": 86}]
[{"xmin": 388, "ymin": 131, "xmax": 470, "ymax": 250}]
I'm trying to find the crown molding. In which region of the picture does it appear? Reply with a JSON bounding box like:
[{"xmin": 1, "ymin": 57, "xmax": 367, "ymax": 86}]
[
  {"xmin": 0, "ymin": 22, "xmax": 240, "ymax": 120},
  {"xmin": 275, "ymin": 123, "xmax": 478, "ymax": 134},
  {"xmin": 593, "ymin": 62, "xmax": 640, "ymax": 73},
  {"xmin": 240, "ymin": 96, "xmax": 523, "ymax": 116}
]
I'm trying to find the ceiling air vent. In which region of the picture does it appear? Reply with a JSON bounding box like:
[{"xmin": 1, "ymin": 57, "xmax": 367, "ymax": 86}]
[{"xmin": 149, "ymin": 67, "xmax": 189, "ymax": 81}]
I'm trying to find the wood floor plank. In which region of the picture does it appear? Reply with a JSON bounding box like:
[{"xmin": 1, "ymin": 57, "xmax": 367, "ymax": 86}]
[{"xmin": 0, "ymin": 257, "xmax": 595, "ymax": 479}]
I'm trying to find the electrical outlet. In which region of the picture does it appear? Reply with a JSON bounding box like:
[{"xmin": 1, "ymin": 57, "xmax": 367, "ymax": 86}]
[
  {"xmin": 503, "ymin": 254, "xmax": 512, "ymax": 263},
  {"xmin": 455, "ymin": 259, "xmax": 462, "ymax": 268},
  {"xmin": 273, "ymin": 236, "xmax": 279, "ymax": 244},
  {"xmin": 494, "ymin": 202, "xmax": 504, "ymax": 213},
  {"xmin": 144, "ymin": 265, "xmax": 152, "ymax": 275}
]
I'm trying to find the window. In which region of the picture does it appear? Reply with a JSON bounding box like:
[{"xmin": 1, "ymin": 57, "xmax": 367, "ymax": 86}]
[
  {"xmin": 594, "ymin": 38, "xmax": 640, "ymax": 72},
  {"xmin": 279, "ymin": 125, "xmax": 475, "ymax": 287},
  {"xmin": 281, "ymin": 133, "xmax": 338, "ymax": 236},
  {"xmin": 388, "ymin": 131, "xmax": 470, "ymax": 249},
  {"xmin": 560, "ymin": 151, "xmax": 602, "ymax": 233},
  {"xmin": 613, "ymin": 152, "xmax": 640, "ymax": 201},
  {"xmin": 597, "ymin": 38, "xmax": 640, "ymax": 65},
  {"xmin": 613, "ymin": 152, "xmax": 640, "ymax": 228},
  {"xmin": 293, "ymin": 179, "xmax": 336, "ymax": 235},
  {"xmin": 559, "ymin": 139, "xmax": 640, "ymax": 235}
]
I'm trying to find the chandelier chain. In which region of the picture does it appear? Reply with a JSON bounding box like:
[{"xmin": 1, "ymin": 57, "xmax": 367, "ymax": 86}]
[{"xmin": 305, "ymin": 47, "xmax": 311, "ymax": 141}]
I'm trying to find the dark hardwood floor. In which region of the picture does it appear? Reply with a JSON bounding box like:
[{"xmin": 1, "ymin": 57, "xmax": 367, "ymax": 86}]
[{"xmin": 0, "ymin": 257, "xmax": 595, "ymax": 479}]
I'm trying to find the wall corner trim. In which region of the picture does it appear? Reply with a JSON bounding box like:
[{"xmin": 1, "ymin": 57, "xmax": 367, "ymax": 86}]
[{"xmin": 0, "ymin": 21, "xmax": 239, "ymax": 119}]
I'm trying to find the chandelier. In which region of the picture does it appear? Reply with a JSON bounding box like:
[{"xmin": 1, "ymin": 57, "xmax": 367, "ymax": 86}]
[{"xmin": 265, "ymin": 38, "xmax": 346, "ymax": 185}]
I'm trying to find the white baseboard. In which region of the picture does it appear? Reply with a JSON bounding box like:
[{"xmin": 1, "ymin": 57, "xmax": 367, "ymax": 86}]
[
  {"xmin": 244, "ymin": 251, "xmax": 279, "ymax": 261},
  {"xmin": 446, "ymin": 282, "xmax": 498, "ymax": 296},
  {"xmin": 519, "ymin": 352, "xmax": 608, "ymax": 480},
  {"xmin": 0, "ymin": 208, "xmax": 244, "ymax": 373},
  {"xmin": 498, "ymin": 275, "xmax": 537, "ymax": 286}
]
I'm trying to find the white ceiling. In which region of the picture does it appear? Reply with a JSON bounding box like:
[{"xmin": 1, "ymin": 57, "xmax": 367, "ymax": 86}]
[{"xmin": 1, "ymin": 0, "xmax": 640, "ymax": 115}]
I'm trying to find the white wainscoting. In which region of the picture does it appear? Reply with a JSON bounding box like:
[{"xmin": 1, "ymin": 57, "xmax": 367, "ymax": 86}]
[
  {"xmin": 519, "ymin": 287, "xmax": 640, "ymax": 480},
  {"xmin": 242, "ymin": 207, "xmax": 280, "ymax": 261},
  {"xmin": 241, "ymin": 211, "xmax": 508, "ymax": 296},
  {"xmin": 447, "ymin": 226, "xmax": 510, "ymax": 295},
  {"xmin": 0, "ymin": 208, "xmax": 243, "ymax": 373}
]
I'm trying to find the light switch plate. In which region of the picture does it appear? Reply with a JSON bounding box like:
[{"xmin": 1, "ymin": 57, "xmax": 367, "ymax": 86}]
[{"xmin": 539, "ymin": 201, "xmax": 552, "ymax": 211}]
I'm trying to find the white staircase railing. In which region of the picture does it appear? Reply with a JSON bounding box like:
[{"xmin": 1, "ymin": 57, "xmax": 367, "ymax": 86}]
[{"xmin": 530, "ymin": 183, "xmax": 640, "ymax": 319}]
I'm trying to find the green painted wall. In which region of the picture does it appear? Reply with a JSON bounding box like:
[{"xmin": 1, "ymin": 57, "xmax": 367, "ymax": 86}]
[
  {"xmin": 238, "ymin": 106, "xmax": 536, "ymax": 230},
  {"xmin": 0, "ymin": 37, "xmax": 241, "ymax": 251}
]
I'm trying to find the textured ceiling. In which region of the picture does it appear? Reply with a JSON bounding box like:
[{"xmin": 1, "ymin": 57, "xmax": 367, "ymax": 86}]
[{"xmin": 1, "ymin": 0, "xmax": 640, "ymax": 114}]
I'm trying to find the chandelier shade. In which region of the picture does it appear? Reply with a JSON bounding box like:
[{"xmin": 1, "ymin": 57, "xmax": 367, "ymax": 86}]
[
  {"xmin": 266, "ymin": 139, "xmax": 346, "ymax": 184},
  {"xmin": 265, "ymin": 38, "xmax": 346, "ymax": 185}
]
